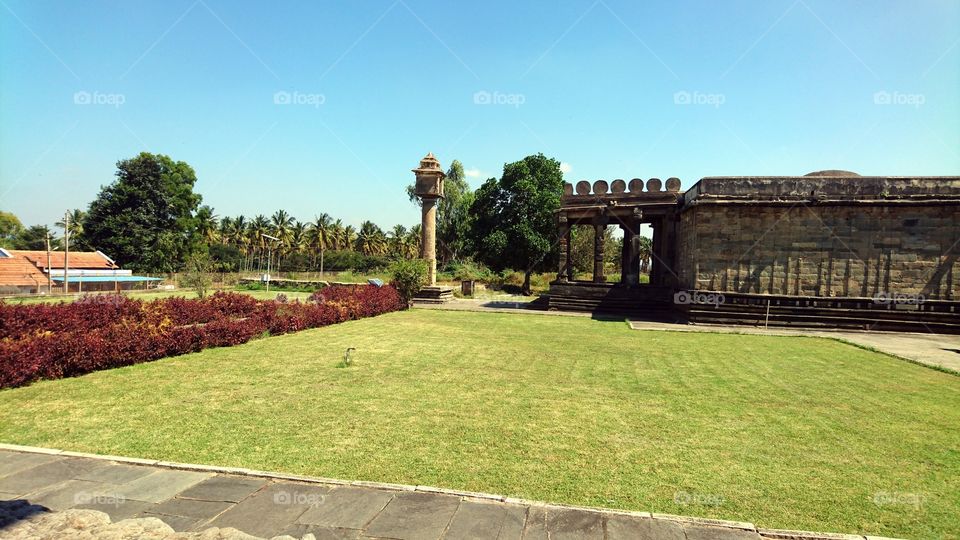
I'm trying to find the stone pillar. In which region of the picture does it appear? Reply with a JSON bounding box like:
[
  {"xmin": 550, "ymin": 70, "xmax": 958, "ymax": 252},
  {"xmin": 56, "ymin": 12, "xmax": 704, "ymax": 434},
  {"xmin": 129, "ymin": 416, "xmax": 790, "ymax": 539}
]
[
  {"xmin": 620, "ymin": 225, "xmax": 637, "ymax": 285},
  {"xmin": 593, "ymin": 221, "xmax": 606, "ymax": 283},
  {"xmin": 421, "ymin": 198, "xmax": 438, "ymax": 286},
  {"xmin": 558, "ymin": 215, "xmax": 571, "ymax": 282}
]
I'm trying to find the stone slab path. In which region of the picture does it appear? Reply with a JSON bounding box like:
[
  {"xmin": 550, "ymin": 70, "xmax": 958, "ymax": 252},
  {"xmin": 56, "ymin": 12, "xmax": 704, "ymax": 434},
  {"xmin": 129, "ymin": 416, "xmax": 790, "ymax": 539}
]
[{"xmin": 0, "ymin": 446, "xmax": 887, "ymax": 540}]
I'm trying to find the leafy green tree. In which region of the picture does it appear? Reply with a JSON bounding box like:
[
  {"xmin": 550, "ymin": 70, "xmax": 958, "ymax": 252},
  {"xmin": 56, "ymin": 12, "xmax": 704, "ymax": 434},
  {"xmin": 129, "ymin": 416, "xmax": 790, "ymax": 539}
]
[
  {"xmin": 180, "ymin": 252, "xmax": 213, "ymax": 298},
  {"xmin": 469, "ymin": 153, "xmax": 564, "ymax": 294},
  {"xmin": 13, "ymin": 225, "xmax": 56, "ymax": 250},
  {"xmin": 0, "ymin": 211, "xmax": 24, "ymax": 248},
  {"xmin": 83, "ymin": 152, "xmax": 201, "ymax": 272}
]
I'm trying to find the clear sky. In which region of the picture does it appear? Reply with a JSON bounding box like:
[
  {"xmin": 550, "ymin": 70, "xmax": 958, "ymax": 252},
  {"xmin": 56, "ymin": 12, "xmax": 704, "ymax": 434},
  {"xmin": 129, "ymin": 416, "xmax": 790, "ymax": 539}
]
[{"xmin": 1, "ymin": 0, "xmax": 958, "ymax": 231}]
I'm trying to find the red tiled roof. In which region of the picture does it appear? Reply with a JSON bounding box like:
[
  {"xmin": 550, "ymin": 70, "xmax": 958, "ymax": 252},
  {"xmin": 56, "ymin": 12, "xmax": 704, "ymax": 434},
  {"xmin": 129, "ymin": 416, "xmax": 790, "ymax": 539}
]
[
  {"xmin": 0, "ymin": 257, "xmax": 46, "ymax": 288},
  {"xmin": 10, "ymin": 250, "xmax": 116, "ymax": 270}
]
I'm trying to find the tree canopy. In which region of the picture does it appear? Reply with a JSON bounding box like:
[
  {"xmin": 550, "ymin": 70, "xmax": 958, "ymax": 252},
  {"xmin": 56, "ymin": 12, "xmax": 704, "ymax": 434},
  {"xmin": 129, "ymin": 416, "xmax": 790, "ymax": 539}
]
[
  {"xmin": 83, "ymin": 152, "xmax": 202, "ymax": 272},
  {"xmin": 468, "ymin": 153, "xmax": 564, "ymax": 293}
]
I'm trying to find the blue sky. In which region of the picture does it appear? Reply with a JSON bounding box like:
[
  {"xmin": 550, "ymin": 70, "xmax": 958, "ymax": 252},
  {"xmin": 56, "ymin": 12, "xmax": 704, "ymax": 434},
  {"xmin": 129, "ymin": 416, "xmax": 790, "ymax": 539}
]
[{"xmin": 1, "ymin": 0, "xmax": 958, "ymax": 231}]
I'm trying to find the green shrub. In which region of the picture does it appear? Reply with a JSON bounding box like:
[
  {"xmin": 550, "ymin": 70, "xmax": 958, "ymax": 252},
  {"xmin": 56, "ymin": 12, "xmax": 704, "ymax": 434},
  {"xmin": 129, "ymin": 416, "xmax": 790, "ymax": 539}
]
[{"xmin": 389, "ymin": 258, "xmax": 428, "ymax": 306}]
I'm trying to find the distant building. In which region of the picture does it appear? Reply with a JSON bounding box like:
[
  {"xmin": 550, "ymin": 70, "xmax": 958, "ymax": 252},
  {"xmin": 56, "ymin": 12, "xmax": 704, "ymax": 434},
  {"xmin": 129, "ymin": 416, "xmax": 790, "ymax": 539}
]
[{"xmin": 0, "ymin": 248, "xmax": 162, "ymax": 294}]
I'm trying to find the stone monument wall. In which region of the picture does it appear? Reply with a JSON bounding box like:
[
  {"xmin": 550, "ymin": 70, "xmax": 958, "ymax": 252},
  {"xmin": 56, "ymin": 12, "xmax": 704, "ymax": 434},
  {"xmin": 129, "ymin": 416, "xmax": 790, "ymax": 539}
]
[{"xmin": 677, "ymin": 177, "xmax": 960, "ymax": 300}]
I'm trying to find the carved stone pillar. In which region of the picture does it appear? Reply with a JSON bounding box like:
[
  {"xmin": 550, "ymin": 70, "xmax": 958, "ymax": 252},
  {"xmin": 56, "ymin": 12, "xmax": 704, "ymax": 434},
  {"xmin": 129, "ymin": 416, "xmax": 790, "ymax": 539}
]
[
  {"xmin": 421, "ymin": 198, "xmax": 438, "ymax": 285},
  {"xmin": 593, "ymin": 221, "xmax": 606, "ymax": 283},
  {"xmin": 558, "ymin": 215, "xmax": 571, "ymax": 282}
]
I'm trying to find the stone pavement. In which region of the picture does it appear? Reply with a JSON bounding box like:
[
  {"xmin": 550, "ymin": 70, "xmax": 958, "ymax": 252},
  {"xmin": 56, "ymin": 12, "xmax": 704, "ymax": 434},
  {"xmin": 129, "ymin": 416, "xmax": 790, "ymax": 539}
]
[{"xmin": 0, "ymin": 445, "xmax": 887, "ymax": 540}]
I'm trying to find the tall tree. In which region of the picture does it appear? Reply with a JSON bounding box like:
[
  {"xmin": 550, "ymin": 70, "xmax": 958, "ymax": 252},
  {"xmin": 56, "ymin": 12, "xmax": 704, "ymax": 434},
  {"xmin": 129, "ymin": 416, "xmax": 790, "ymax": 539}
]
[
  {"xmin": 83, "ymin": 152, "xmax": 201, "ymax": 272},
  {"xmin": 13, "ymin": 225, "xmax": 56, "ymax": 250},
  {"xmin": 55, "ymin": 209, "xmax": 86, "ymax": 246},
  {"xmin": 469, "ymin": 153, "xmax": 564, "ymax": 294},
  {"xmin": 195, "ymin": 205, "xmax": 219, "ymax": 246},
  {"xmin": 0, "ymin": 211, "xmax": 24, "ymax": 248}
]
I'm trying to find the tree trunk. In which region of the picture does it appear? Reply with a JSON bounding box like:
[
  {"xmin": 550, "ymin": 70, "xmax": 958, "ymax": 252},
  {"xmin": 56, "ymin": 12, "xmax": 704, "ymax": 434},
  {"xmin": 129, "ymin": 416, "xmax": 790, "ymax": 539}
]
[
  {"xmin": 320, "ymin": 249, "xmax": 325, "ymax": 278},
  {"xmin": 522, "ymin": 271, "xmax": 532, "ymax": 296}
]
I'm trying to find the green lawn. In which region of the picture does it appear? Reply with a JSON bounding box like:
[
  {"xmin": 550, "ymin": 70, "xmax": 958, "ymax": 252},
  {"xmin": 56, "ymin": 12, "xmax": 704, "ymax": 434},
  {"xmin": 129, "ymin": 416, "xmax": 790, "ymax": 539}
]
[{"xmin": 1, "ymin": 310, "xmax": 957, "ymax": 539}]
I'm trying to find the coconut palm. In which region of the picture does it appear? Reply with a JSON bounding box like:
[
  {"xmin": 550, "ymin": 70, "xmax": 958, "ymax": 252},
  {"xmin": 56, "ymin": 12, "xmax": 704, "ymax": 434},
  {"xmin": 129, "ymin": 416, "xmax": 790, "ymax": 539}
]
[
  {"xmin": 407, "ymin": 224, "xmax": 422, "ymax": 258},
  {"xmin": 195, "ymin": 205, "xmax": 219, "ymax": 245},
  {"xmin": 250, "ymin": 215, "xmax": 270, "ymax": 271},
  {"xmin": 637, "ymin": 235, "xmax": 653, "ymax": 274},
  {"xmin": 342, "ymin": 225, "xmax": 357, "ymax": 252},
  {"xmin": 309, "ymin": 214, "xmax": 333, "ymax": 273},
  {"xmin": 388, "ymin": 224, "xmax": 407, "ymax": 258},
  {"xmin": 56, "ymin": 209, "xmax": 86, "ymax": 244}
]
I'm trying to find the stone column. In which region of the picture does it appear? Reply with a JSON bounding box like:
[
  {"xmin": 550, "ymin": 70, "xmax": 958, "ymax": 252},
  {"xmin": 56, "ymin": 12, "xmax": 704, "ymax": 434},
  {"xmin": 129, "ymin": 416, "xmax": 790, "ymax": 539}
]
[
  {"xmin": 558, "ymin": 215, "xmax": 570, "ymax": 282},
  {"xmin": 421, "ymin": 198, "xmax": 438, "ymax": 286},
  {"xmin": 593, "ymin": 221, "xmax": 606, "ymax": 283},
  {"xmin": 620, "ymin": 225, "xmax": 636, "ymax": 285}
]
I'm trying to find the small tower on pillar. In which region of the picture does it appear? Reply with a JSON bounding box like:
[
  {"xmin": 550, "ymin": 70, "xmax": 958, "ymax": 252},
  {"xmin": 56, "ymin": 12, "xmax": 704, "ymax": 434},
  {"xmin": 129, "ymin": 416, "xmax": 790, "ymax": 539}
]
[{"xmin": 411, "ymin": 152, "xmax": 453, "ymax": 303}]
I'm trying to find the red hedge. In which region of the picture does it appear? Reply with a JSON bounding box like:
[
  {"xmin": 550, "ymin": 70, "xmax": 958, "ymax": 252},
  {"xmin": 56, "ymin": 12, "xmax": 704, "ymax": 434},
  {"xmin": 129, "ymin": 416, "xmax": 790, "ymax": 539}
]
[{"xmin": 0, "ymin": 285, "xmax": 402, "ymax": 389}]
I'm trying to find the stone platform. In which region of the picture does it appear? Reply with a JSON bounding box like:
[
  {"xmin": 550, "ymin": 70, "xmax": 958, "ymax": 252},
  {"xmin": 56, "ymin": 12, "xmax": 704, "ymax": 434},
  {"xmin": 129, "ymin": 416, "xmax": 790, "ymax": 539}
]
[{"xmin": 413, "ymin": 285, "xmax": 454, "ymax": 304}]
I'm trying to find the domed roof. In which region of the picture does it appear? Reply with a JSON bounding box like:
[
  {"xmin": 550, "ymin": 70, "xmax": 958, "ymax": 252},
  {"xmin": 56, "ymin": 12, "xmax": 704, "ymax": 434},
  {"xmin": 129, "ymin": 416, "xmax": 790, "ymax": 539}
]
[{"xmin": 804, "ymin": 170, "xmax": 861, "ymax": 177}]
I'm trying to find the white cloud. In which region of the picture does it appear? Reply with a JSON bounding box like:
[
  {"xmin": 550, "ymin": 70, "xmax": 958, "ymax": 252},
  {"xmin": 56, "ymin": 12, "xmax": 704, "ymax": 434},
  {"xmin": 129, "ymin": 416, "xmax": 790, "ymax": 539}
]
[
  {"xmin": 464, "ymin": 167, "xmax": 482, "ymax": 178},
  {"xmin": 559, "ymin": 162, "xmax": 573, "ymax": 174}
]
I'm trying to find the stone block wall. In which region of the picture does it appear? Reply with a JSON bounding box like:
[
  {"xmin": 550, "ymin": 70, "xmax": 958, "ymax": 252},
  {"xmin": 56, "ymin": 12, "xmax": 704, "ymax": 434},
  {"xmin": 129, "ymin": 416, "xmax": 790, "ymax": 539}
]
[{"xmin": 677, "ymin": 203, "xmax": 959, "ymax": 299}]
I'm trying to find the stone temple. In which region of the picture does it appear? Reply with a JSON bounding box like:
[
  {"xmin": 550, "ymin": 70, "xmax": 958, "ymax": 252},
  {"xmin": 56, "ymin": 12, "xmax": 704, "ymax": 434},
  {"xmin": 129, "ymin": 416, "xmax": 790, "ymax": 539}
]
[{"xmin": 549, "ymin": 172, "xmax": 960, "ymax": 333}]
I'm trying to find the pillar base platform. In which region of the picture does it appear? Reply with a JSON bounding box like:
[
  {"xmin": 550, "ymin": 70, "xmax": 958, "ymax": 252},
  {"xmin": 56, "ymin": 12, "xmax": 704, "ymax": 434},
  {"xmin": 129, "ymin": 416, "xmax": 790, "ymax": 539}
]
[{"xmin": 413, "ymin": 285, "xmax": 454, "ymax": 304}]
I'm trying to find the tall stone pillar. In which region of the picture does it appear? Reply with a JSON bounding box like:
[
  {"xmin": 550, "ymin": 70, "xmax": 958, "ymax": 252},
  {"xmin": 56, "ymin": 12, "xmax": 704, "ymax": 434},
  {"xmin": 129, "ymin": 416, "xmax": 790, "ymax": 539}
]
[
  {"xmin": 557, "ymin": 215, "xmax": 570, "ymax": 282},
  {"xmin": 411, "ymin": 153, "xmax": 452, "ymax": 303},
  {"xmin": 593, "ymin": 221, "xmax": 606, "ymax": 283},
  {"xmin": 421, "ymin": 198, "xmax": 438, "ymax": 285}
]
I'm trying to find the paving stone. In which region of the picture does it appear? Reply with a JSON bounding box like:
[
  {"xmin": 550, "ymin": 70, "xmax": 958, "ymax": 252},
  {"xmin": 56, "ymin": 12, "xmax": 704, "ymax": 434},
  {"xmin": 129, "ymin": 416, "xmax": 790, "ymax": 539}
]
[
  {"xmin": 152, "ymin": 497, "xmax": 233, "ymax": 519},
  {"xmin": 497, "ymin": 504, "xmax": 526, "ymax": 540},
  {"xmin": 443, "ymin": 500, "xmax": 509, "ymax": 539},
  {"xmin": 139, "ymin": 511, "xmax": 207, "ymax": 532},
  {"xmin": 108, "ymin": 469, "xmax": 213, "ymax": 503},
  {"xmin": 75, "ymin": 462, "xmax": 155, "ymax": 484},
  {"xmin": 178, "ymin": 475, "xmax": 268, "ymax": 503},
  {"xmin": 545, "ymin": 507, "xmax": 604, "ymax": 540},
  {"xmin": 364, "ymin": 491, "xmax": 461, "ymax": 540},
  {"xmin": 207, "ymin": 482, "xmax": 330, "ymax": 537},
  {"xmin": 297, "ymin": 486, "xmax": 393, "ymax": 529},
  {"xmin": 0, "ymin": 457, "xmax": 101, "ymax": 495},
  {"xmin": 26, "ymin": 479, "xmax": 106, "ymax": 511},
  {"xmin": 277, "ymin": 522, "xmax": 361, "ymax": 539},
  {"xmin": 73, "ymin": 498, "xmax": 155, "ymax": 521},
  {"xmin": 685, "ymin": 524, "xmax": 762, "ymax": 540},
  {"xmin": 0, "ymin": 451, "xmax": 62, "ymax": 478},
  {"xmin": 608, "ymin": 516, "xmax": 685, "ymax": 540},
  {"xmin": 521, "ymin": 505, "xmax": 548, "ymax": 540}
]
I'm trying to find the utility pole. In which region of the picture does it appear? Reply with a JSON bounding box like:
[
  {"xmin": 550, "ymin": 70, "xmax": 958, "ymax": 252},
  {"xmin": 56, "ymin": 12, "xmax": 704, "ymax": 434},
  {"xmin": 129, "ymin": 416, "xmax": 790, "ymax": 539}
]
[
  {"xmin": 63, "ymin": 212, "xmax": 70, "ymax": 294},
  {"xmin": 263, "ymin": 234, "xmax": 279, "ymax": 293},
  {"xmin": 45, "ymin": 232, "xmax": 53, "ymax": 294}
]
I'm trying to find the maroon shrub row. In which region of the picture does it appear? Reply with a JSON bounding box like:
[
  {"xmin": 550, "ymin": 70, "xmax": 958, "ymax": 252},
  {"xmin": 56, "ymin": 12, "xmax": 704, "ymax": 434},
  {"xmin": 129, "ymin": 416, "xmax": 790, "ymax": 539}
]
[{"xmin": 0, "ymin": 285, "xmax": 403, "ymax": 389}]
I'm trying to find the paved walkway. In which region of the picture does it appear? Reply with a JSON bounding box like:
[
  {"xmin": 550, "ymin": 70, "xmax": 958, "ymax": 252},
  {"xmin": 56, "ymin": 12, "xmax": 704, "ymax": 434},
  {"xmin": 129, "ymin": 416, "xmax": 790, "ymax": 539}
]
[
  {"xmin": 415, "ymin": 300, "xmax": 960, "ymax": 373},
  {"xmin": 0, "ymin": 445, "xmax": 884, "ymax": 540}
]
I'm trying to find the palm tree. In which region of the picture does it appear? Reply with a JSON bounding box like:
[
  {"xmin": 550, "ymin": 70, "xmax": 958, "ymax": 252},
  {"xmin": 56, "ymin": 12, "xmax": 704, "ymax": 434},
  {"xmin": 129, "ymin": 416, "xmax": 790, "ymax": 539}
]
[
  {"xmin": 55, "ymin": 209, "xmax": 86, "ymax": 245},
  {"xmin": 250, "ymin": 215, "xmax": 270, "ymax": 271},
  {"xmin": 388, "ymin": 224, "xmax": 407, "ymax": 258},
  {"xmin": 407, "ymin": 224, "xmax": 422, "ymax": 258},
  {"xmin": 270, "ymin": 210, "xmax": 295, "ymax": 273},
  {"xmin": 309, "ymin": 214, "xmax": 333, "ymax": 274},
  {"xmin": 356, "ymin": 221, "xmax": 387, "ymax": 256},
  {"xmin": 195, "ymin": 205, "xmax": 219, "ymax": 246},
  {"xmin": 342, "ymin": 225, "xmax": 357, "ymax": 252},
  {"xmin": 637, "ymin": 235, "xmax": 653, "ymax": 274}
]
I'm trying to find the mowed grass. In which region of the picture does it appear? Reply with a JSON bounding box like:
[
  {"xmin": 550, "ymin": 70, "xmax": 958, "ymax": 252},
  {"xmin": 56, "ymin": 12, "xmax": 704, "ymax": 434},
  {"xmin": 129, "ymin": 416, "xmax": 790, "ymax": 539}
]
[{"xmin": 1, "ymin": 310, "xmax": 958, "ymax": 539}]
